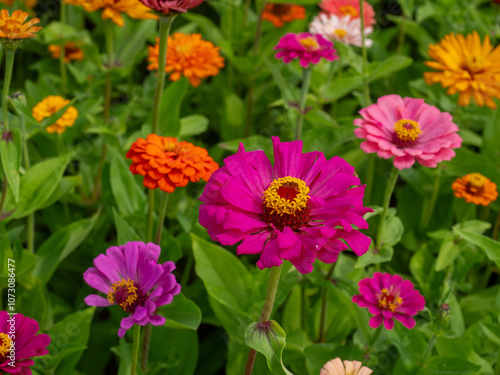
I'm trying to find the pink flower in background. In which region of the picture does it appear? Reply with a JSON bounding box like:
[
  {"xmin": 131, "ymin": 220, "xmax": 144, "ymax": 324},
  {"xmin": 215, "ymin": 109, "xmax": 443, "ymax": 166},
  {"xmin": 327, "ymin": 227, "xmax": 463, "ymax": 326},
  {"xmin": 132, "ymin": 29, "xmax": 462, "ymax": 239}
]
[
  {"xmin": 320, "ymin": 358, "xmax": 373, "ymax": 375},
  {"xmin": 83, "ymin": 242, "xmax": 181, "ymax": 337},
  {"xmin": 199, "ymin": 137, "xmax": 372, "ymax": 274},
  {"xmin": 352, "ymin": 272, "xmax": 425, "ymax": 329},
  {"xmin": 319, "ymin": 0, "xmax": 376, "ymax": 27},
  {"xmin": 138, "ymin": 0, "xmax": 204, "ymax": 15},
  {"xmin": 274, "ymin": 32, "xmax": 339, "ymax": 68},
  {"xmin": 353, "ymin": 95, "xmax": 462, "ymax": 169},
  {"xmin": 0, "ymin": 311, "xmax": 50, "ymax": 375}
]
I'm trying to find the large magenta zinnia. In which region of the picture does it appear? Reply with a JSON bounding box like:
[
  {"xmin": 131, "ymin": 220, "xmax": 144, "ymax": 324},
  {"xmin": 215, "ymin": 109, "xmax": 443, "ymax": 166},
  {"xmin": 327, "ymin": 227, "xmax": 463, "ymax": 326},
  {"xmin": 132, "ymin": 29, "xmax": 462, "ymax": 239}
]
[
  {"xmin": 83, "ymin": 241, "xmax": 181, "ymax": 337},
  {"xmin": 354, "ymin": 95, "xmax": 462, "ymax": 169},
  {"xmin": 199, "ymin": 137, "xmax": 372, "ymax": 274},
  {"xmin": 0, "ymin": 311, "xmax": 50, "ymax": 375}
]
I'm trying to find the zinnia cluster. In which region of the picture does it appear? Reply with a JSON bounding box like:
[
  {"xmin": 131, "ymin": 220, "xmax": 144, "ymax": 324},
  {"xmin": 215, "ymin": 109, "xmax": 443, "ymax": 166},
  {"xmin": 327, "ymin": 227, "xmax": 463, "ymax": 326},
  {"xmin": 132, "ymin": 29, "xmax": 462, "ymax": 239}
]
[
  {"xmin": 199, "ymin": 137, "xmax": 372, "ymax": 274},
  {"xmin": 84, "ymin": 241, "xmax": 181, "ymax": 337},
  {"xmin": 262, "ymin": 4, "xmax": 306, "ymax": 27},
  {"xmin": 452, "ymin": 173, "xmax": 498, "ymax": 206},
  {"xmin": 126, "ymin": 134, "xmax": 219, "ymax": 193},
  {"xmin": 147, "ymin": 33, "xmax": 225, "ymax": 87},
  {"xmin": 32, "ymin": 96, "xmax": 79, "ymax": 134}
]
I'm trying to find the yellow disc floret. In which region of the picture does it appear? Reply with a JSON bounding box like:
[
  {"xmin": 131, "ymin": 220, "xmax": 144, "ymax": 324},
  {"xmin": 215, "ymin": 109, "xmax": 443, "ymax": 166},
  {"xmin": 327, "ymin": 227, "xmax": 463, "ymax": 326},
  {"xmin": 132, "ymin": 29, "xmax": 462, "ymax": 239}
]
[
  {"xmin": 378, "ymin": 288, "xmax": 403, "ymax": 312},
  {"xmin": 340, "ymin": 5, "xmax": 358, "ymax": 17},
  {"xmin": 334, "ymin": 29, "xmax": 347, "ymax": 38},
  {"xmin": 394, "ymin": 119, "xmax": 422, "ymax": 143},
  {"xmin": 0, "ymin": 332, "xmax": 13, "ymax": 359},
  {"xmin": 263, "ymin": 176, "xmax": 310, "ymax": 216},
  {"xmin": 107, "ymin": 279, "xmax": 138, "ymax": 311},
  {"xmin": 467, "ymin": 173, "xmax": 487, "ymax": 189},
  {"xmin": 299, "ymin": 37, "xmax": 319, "ymax": 51}
]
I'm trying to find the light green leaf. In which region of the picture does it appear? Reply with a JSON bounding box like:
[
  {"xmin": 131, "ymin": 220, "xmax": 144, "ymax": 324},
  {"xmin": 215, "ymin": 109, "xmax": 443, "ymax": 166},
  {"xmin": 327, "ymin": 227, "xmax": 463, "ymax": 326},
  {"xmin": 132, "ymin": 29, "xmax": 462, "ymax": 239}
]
[
  {"xmin": 368, "ymin": 55, "xmax": 413, "ymax": 82},
  {"xmin": 0, "ymin": 128, "xmax": 21, "ymax": 202},
  {"xmin": 453, "ymin": 225, "xmax": 500, "ymax": 263},
  {"xmin": 157, "ymin": 293, "xmax": 202, "ymax": 330},
  {"xmin": 435, "ymin": 234, "xmax": 461, "ymax": 271},
  {"xmin": 159, "ymin": 78, "xmax": 189, "ymax": 137},
  {"xmin": 416, "ymin": 357, "xmax": 480, "ymax": 374},
  {"xmin": 112, "ymin": 207, "xmax": 142, "ymax": 244},
  {"xmin": 179, "ymin": 115, "xmax": 209, "ymax": 138}
]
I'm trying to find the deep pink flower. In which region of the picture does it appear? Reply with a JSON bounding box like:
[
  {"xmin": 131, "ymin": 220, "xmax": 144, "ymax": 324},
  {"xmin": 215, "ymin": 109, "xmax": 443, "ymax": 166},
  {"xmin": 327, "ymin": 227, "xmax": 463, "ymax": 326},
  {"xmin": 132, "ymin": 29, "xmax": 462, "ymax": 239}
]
[
  {"xmin": 138, "ymin": 0, "xmax": 204, "ymax": 15},
  {"xmin": 199, "ymin": 137, "xmax": 372, "ymax": 274},
  {"xmin": 319, "ymin": 0, "xmax": 376, "ymax": 28},
  {"xmin": 352, "ymin": 272, "xmax": 425, "ymax": 329},
  {"xmin": 83, "ymin": 241, "xmax": 181, "ymax": 337},
  {"xmin": 0, "ymin": 311, "xmax": 50, "ymax": 375},
  {"xmin": 353, "ymin": 95, "xmax": 462, "ymax": 169},
  {"xmin": 274, "ymin": 32, "xmax": 339, "ymax": 68}
]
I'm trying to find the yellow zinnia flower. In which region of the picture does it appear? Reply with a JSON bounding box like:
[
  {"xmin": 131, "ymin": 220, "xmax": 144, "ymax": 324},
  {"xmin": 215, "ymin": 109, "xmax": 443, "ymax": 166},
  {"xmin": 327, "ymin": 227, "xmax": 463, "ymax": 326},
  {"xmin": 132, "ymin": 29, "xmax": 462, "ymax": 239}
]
[
  {"xmin": 48, "ymin": 41, "xmax": 84, "ymax": 63},
  {"xmin": 424, "ymin": 32, "xmax": 500, "ymax": 109},
  {"xmin": 32, "ymin": 96, "xmax": 78, "ymax": 134},
  {"xmin": 0, "ymin": 9, "xmax": 41, "ymax": 40}
]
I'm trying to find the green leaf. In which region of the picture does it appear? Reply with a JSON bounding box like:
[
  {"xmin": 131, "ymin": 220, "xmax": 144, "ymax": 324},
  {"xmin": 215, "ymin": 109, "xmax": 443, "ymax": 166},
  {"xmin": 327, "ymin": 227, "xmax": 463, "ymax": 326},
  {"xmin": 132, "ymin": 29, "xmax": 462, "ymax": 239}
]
[
  {"xmin": 39, "ymin": 21, "xmax": 79, "ymax": 44},
  {"xmin": 115, "ymin": 20, "xmax": 156, "ymax": 66},
  {"xmin": 453, "ymin": 225, "xmax": 500, "ymax": 264},
  {"xmin": 0, "ymin": 128, "xmax": 21, "ymax": 202},
  {"xmin": 355, "ymin": 243, "xmax": 393, "ymax": 268},
  {"xmin": 417, "ymin": 357, "xmax": 480, "ymax": 374},
  {"xmin": 368, "ymin": 55, "xmax": 413, "ymax": 82},
  {"xmin": 386, "ymin": 324, "xmax": 427, "ymax": 372},
  {"xmin": 112, "ymin": 207, "xmax": 142, "ymax": 244},
  {"xmin": 321, "ymin": 74, "xmax": 363, "ymax": 103},
  {"xmin": 159, "ymin": 78, "xmax": 189, "ymax": 137},
  {"xmin": 245, "ymin": 320, "xmax": 294, "ymax": 375},
  {"xmin": 179, "ymin": 115, "xmax": 209, "ymax": 138},
  {"xmin": 435, "ymin": 234, "xmax": 461, "ymax": 271},
  {"xmin": 157, "ymin": 293, "xmax": 202, "ymax": 330},
  {"xmin": 32, "ymin": 210, "xmax": 100, "ymax": 284},
  {"xmin": 447, "ymin": 148, "xmax": 500, "ymax": 186}
]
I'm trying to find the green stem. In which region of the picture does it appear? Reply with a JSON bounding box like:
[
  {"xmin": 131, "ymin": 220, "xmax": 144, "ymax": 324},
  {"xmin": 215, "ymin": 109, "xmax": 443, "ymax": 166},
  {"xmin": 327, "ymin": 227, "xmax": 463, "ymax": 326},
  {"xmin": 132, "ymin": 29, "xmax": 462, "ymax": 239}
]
[
  {"xmin": 375, "ymin": 166, "xmax": 399, "ymax": 250},
  {"xmin": 364, "ymin": 155, "xmax": 375, "ymax": 206},
  {"xmin": 140, "ymin": 325, "xmax": 151, "ymax": 373},
  {"xmin": 60, "ymin": 2, "xmax": 67, "ymax": 92},
  {"xmin": 131, "ymin": 325, "xmax": 141, "ymax": 375},
  {"xmin": 318, "ymin": 263, "xmax": 336, "ymax": 342},
  {"xmin": 364, "ymin": 325, "xmax": 382, "ymax": 359},
  {"xmin": 147, "ymin": 189, "xmax": 155, "ymax": 243},
  {"xmin": 154, "ymin": 192, "xmax": 169, "ymax": 245},
  {"xmin": 22, "ymin": 118, "xmax": 34, "ymax": 252},
  {"xmin": 104, "ymin": 20, "xmax": 114, "ymax": 123},
  {"xmin": 152, "ymin": 15, "xmax": 176, "ymax": 135},
  {"xmin": 396, "ymin": 14, "xmax": 406, "ymax": 54},
  {"xmin": 420, "ymin": 167, "xmax": 442, "ymax": 232},
  {"xmin": 420, "ymin": 333, "xmax": 437, "ymax": 366},
  {"xmin": 359, "ymin": 0, "xmax": 370, "ymax": 106},
  {"xmin": 244, "ymin": 265, "xmax": 283, "ymax": 375},
  {"xmin": 295, "ymin": 68, "xmax": 312, "ymax": 141},
  {"xmin": 493, "ymin": 210, "xmax": 500, "ymax": 241},
  {"xmin": 2, "ymin": 48, "xmax": 15, "ymax": 131}
]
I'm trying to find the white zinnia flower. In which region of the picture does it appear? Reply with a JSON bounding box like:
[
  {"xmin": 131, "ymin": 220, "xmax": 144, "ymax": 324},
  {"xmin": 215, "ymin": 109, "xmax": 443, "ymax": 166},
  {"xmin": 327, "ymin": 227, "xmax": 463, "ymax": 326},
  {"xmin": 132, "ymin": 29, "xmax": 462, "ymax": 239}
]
[{"xmin": 309, "ymin": 13, "xmax": 373, "ymax": 47}]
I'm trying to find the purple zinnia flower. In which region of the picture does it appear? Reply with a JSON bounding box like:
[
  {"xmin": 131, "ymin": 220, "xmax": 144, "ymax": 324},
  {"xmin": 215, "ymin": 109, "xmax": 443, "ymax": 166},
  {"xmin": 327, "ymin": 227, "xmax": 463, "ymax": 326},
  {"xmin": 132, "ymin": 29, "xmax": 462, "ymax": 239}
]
[
  {"xmin": 138, "ymin": 0, "xmax": 204, "ymax": 15},
  {"xmin": 352, "ymin": 272, "xmax": 426, "ymax": 329},
  {"xmin": 274, "ymin": 32, "xmax": 339, "ymax": 68},
  {"xmin": 83, "ymin": 241, "xmax": 181, "ymax": 337},
  {"xmin": 0, "ymin": 311, "xmax": 51, "ymax": 375},
  {"xmin": 199, "ymin": 136, "xmax": 372, "ymax": 274}
]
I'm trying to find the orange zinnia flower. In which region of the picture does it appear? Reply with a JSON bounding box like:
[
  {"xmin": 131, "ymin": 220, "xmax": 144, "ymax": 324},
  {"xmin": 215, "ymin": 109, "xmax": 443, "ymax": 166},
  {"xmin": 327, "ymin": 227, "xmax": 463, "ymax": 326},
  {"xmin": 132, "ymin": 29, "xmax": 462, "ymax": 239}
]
[
  {"xmin": 48, "ymin": 41, "xmax": 84, "ymax": 63},
  {"xmin": 262, "ymin": 4, "xmax": 306, "ymax": 27},
  {"xmin": 147, "ymin": 33, "xmax": 225, "ymax": 87},
  {"xmin": 0, "ymin": 9, "xmax": 41, "ymax": 40},
  {"xmin": 32, "ymin": 96, "xmax": 79, "ymax": 134},
  {"xmin": 424, "ymin": 32, "xmax": 500, "ymax": 109},
  {"xmin": 452, "ymin": 173, "xmax": 498, "ymax": 206},
  {"xmin": 0, "ymin": 0, "xmax": 37, "ymax": 7},
  {"xmin": 126, "ymin": 134, "xmax": 219, "ymax": 193}
]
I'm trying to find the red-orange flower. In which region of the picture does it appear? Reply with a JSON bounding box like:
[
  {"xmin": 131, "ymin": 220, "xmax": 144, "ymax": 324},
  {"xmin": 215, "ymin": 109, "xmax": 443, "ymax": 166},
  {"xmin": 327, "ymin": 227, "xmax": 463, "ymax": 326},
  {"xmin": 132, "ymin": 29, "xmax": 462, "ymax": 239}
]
[
  {"xmin": 48, "ymin": 41, "xmax": 84, "ymax": 63},
  {"xmin": 452, "ymin": 173, "xmax": 498, "ymax": 206},
  {"xmin": 126, "ymin": 134, "xmax": 219, "ymax": 193},
  {"xmin": 262, "ymin": 4, "xmax": 306, "ymax": 27},
  {"xmin": 0, "ymin": 9, "xmax": 41, "ymax": 40}
]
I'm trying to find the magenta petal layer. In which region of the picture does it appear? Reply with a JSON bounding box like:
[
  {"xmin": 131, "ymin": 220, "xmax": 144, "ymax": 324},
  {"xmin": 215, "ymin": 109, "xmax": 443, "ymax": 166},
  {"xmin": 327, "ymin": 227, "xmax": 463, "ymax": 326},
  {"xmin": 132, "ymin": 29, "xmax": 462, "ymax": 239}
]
[
  {"xmin": 0, "ymin": 311, "xmax": 50, "ymax": 375},
  {"xmin": 199, "ymin": 136, "xmax": 372, "ymax": 274},
  {"xmin": 352, "ymin": 272, "xmax": 426, "ymax": 330},
  {"xmin": 274, "ymin": 32, "xmax": 339, "ymax": 68},
  {"xmin": 83, "ymin": 241, "xmax": 181, "ymax": 337},
  {"xmin": 353, "ymin": 95, "xmax": 462, "ymax": 169},
  {"xmin": 138, "ymin": 0, "xmax": 204, "ymax": 14}
]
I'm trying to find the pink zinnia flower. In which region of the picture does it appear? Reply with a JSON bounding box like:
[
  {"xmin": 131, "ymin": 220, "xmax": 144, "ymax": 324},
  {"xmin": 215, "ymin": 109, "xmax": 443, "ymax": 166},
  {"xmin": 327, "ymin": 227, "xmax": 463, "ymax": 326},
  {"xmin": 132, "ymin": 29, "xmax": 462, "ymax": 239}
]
[
  {"xmin": 353, "ymin": 95, "xmax": 462, "ymax": 170},
  {"xmin": 199, "ymin": 137, "xmax": 372, "ymax": 274},
  {"xmin": 319, "ymin": 0, "xmax": 376, "ymax": 27},
  {"xmin": 0, "ymin": 311, "xmax": 50, "ymax": 375},
  {"xmin": 83, "ymin": 241, "xmax": 181, "ymax": 337},
  {"xmin": 352, "ymin": 272, "xmax": 425, "ymax": 329},
  {"xmin": 274, "ymin": 32, "xmax": 339, "ymax": 68},
  {"xmin": 321, "ymin": 358, "xmax": 373, "ymax": 375},
  {"xmin": 138, "ymin": 0, "xmax": 204, "ymax": 15}
]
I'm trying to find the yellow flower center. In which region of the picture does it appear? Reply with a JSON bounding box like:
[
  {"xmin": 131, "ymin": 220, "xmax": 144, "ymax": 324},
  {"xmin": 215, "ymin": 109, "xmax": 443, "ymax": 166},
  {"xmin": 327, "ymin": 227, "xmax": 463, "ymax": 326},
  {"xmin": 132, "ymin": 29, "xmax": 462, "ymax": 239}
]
[
  {"xmin": 299, "ymin": 37, "xmax": 319, "ymax": 51},
  {"xmin": 394, "ymin": 119, "xmax": 422, "ymax": 143},
  {"xmin": 263, "ymin": 176, "xmax": 310, "ymax": 216},
  {"xmin": 334, "ymin": 29, "xmax": 347, "ymax": 38},
  {"xmin": 0, "ymin": 332, "xmax": 13, "ymax": 360},
  {"xmin": 340, "ymin": 5, "xmax": 358, "ymax": 17},
  {"xmin": 107, "ymin": 279, "xmax": 141, "ymax": 312},
  {"xmin": 378, "ymin": 288, "xmax": 403, "ymax": 312},
  {"xmin": 462, "ymin": 55, "xmax": 485, "ymax": 75},
  {"xmin": 467, "ymin": 173, "xmax": 487, "ymax": 189}
]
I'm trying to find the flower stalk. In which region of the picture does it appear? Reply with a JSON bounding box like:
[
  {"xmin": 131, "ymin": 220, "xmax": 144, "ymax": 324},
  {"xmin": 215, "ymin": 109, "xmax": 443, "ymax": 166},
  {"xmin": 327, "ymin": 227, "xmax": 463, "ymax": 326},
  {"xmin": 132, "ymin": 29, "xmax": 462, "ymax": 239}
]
[
  {"xmin": 104, "ymin": 19, "xmax": 114, "ymax": 123},
  {"xmin": 60, "ymin": 2, "xmax": 68, "ymax": 92},
  {"xmin": 359, "ymin": 0, "xmax": 370, "ymax": 106},
  {"xmin": 2, "ymin": 48, "xmax": 15, "ymax": 131},
  {"xmin": 154, "ymin": 191, "xmax": 169, "ymax": 245},
  {"xmin": 375, "ymin": 166, "xmax": 399, "ymax": 251},
  {"xmin": 295, "ymin": 68, "xmax": 312, "ymax": 141},
  {"xmin": 131, "ymin": 325, "xmax": 141, "ymax": 375}
]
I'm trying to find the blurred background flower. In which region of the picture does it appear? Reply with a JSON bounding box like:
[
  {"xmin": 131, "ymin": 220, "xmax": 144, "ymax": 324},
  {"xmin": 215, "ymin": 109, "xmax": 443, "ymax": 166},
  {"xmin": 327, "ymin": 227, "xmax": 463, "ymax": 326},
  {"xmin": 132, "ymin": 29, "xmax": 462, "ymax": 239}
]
[
  {"xmin": 309, "ymin": 13, "xmax": 373, "ymax": 47},
  {"xmin": 32, "ymin": 95, "xmax": 78, "ymax": 133},
  {"xmin": 452, "ymin": 173, "xmax": 498, "ymax": 206},
  {"xmin": 320, "ymin": 358, "xmax": 373, "ymax": 375},
  {"xmin": 262, "ymin": 3, "xmax": 305, "ymax": 27},
  {"xmin": 48, "ymin": 41, "xmax": 84, "ymax": 63}
]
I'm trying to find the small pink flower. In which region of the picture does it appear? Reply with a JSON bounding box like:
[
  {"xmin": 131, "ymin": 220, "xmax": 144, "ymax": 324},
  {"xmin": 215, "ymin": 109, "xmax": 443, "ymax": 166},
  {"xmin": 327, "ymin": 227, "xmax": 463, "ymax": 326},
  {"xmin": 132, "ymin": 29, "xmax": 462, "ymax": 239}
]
[
  {"xmin": 274, "ymin": 32, "xmax": 339, "ymax": 68},
  {"xmin": 138, "ymin": 0, "xmax": 204, "ymax": 15},
  {"xmin": 320, "ymin": 358, "xmax": 373, "ymax": 375},
  {"xmin": 352, "ymin": 272, "xmax": 425, "ymax": 329},
  {"xmin": 319, "ymin": 0, "xmax": 376, "ymax": 27},
  {"xmin": 353, "ymin": 95, "xmax": 462, "ymax": 170}
]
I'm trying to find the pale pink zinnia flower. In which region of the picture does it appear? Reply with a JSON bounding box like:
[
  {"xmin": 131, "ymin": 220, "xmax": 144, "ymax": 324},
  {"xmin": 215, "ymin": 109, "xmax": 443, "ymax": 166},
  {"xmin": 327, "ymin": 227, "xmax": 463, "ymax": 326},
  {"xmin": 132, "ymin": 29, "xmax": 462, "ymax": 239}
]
[
  {"xmin": 353, "ymin": 95, "xmax": 462, "ymax": 169},
  {"xmin": 321, "ymin": 358, "xmax": 373, "ymax": 375},
  {"xmin": 138, "ymin": 0, "xmax": 204, "ymax": 15},
  {"xmin": 274, "ymin": 32, "xmax": 339, "ymax": 68},
  {"xmin": 309, "ymin": 14, "xmax": 373, "ymax": 47},
  {"xmin": 319, "ymin": 0, "xmax": 376, "ymax": 27},
  {"xmin": 352, "ymin": 272, "xmax": 426, "ymax": 329}
]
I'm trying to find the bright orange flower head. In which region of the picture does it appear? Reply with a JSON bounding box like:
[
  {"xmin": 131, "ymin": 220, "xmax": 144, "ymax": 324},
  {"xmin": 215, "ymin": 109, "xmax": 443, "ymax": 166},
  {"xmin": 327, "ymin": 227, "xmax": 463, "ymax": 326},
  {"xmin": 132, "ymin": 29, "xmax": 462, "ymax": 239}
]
[
  {"xmin": 424, "ymin": 32, "xmax": 500, "ymax": 109},
  {"xmin": 452, "ymin": 173, "xmax": 498, "ymax": 206},
  {"xmin": 0, "ymin": 9, "xmax": 41, "ymax": 41},
  {"xmin": 64, "ymin": 0, "xmax": 157, "ymax": 26},
  {"xmin": 147, "ymin": 33, "xmax": 225, "ymax": 87},
  {"xmin": 262, "ymin": 4, "xmax": 306, "ymax": 27},
  {"xmin": 48, "ymin": 41, "xmax": 84, "ymax": 63},
  {"xmin": 32, "ymin": 96, "xmax": 78, "ymax": 134},
  {"xmin": 126, "ymin": 134, "xmax": 219, "ymax": 193}
]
